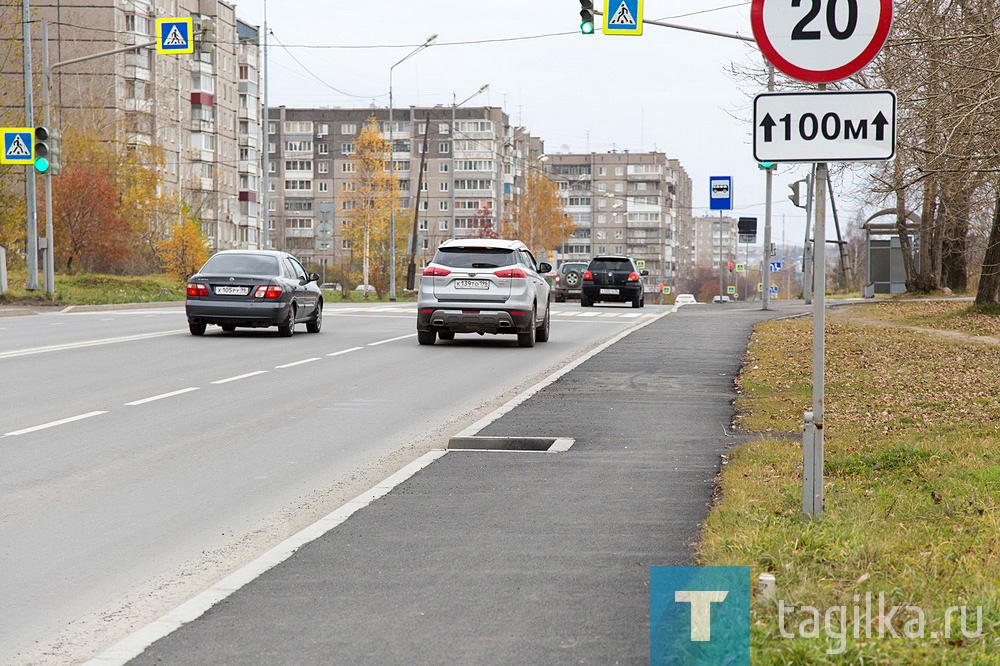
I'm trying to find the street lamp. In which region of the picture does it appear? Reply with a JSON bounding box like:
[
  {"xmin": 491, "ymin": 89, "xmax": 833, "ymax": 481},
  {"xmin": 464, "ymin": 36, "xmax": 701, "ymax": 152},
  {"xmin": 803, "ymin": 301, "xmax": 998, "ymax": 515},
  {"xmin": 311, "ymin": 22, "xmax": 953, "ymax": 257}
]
[
  {"xmin": 451, "ymin": 83, "xmax": 489, "ymax": 240},
  {"xmin": 388, "ymin": 34, "xmax": 437, "ymax": 300}
]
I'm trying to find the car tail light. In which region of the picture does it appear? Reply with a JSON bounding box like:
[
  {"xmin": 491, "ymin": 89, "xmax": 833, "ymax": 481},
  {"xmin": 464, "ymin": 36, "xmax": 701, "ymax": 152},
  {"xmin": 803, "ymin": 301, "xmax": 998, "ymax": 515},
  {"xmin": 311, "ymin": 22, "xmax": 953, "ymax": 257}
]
[
  {"xmin": 494, "ymin": 268, "xmax": 526, "ymax": 279},
  {"xmin": 555, "ymin": 275, "xmax": 561, "ymax": 284},
  {"xmin": 186, "ymin": 282, "xmax": 208, "ymax": 297},
  {"xmin": 422, "ymin": 266, "xmax": 451, "ymax": 277},
  {"xmin": 583, "ymin": 270, "xmax": 593, "ymax": 281},
  {"xmin": 627, "ymin": 271, "xmax": 640, "ymax": 282},
  {"xmin": 253, "ymin": 285, "xmax": 283, "ymax": 299}
]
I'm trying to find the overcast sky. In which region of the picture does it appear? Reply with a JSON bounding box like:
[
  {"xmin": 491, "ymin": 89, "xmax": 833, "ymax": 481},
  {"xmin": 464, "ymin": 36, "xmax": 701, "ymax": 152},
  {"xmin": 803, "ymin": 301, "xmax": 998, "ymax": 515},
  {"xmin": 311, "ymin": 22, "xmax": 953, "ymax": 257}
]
[{"xmin": 232, "ymin": 0, "xmax": 863, "ymax": 250}]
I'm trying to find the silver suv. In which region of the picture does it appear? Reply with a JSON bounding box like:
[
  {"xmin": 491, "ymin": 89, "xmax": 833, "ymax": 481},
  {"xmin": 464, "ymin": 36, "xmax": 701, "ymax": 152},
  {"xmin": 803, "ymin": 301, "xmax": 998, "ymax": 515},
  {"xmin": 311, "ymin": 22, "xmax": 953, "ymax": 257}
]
[{"xmin": 416, "ymin": 239, "xmax": 552, "ymax": 347}]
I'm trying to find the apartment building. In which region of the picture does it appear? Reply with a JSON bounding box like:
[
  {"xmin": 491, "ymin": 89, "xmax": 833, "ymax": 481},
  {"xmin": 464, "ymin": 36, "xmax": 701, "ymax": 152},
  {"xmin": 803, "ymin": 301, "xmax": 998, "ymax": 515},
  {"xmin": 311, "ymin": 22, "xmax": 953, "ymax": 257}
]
[
  {"xmin": 545, "ymin": 152, "xmax": 692, "ymax": 289},
  {"xmin": 266, "ymin": 105, "xmax": 544, "ymax": 272},
  {"xmin": 688, "ymin": 215, "xmax": 739, "ymax": 270},
  {"xmin": 10, "ymin": 0, "xmax": 262, "ymax": 250}
]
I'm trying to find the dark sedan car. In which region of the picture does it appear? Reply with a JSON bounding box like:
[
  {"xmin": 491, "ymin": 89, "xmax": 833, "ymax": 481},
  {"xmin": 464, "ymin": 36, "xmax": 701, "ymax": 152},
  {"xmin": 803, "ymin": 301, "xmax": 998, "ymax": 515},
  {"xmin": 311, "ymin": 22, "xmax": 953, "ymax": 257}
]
[
  {"xmin": 581, "ymin": 255, "xmax": 648, "ymax": 308},
  {"xmin": 185, "ymin": 250, "xmax": 323, "ymax": 337}
]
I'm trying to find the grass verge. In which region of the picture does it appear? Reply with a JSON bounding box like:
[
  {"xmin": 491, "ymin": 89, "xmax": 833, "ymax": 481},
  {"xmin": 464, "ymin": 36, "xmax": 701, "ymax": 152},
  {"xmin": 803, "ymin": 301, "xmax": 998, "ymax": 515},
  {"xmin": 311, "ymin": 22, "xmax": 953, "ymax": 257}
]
[
  {"xmin": 700, "ymin": 304, "xmax": 1000, "ymax": 663},
  {"xmin": 1, "ymin": 270, "xmax": 185, "ymax": 305}
]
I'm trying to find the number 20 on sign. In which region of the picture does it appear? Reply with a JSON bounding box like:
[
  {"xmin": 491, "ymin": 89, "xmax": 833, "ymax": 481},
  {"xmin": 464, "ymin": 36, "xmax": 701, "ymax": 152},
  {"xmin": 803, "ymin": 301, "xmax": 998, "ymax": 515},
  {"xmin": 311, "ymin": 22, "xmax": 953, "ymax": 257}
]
[{"xmin": 750, "ymin": 0, "xmax": 893, "ymax": 83}]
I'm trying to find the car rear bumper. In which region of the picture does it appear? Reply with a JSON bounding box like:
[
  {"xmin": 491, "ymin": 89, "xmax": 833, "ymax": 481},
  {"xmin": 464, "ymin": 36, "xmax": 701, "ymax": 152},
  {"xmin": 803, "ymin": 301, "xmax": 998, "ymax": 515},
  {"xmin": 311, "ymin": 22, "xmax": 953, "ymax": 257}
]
[
  {"xmin": 582, "ymin": 284, "xmax": 643, "ymax": 302},
  {"xmin": 186, "ymin": 299, "xmax": 290, "ymax": 327},
  {"xmin": 416, "ymin": 307, "xmax": 532, "ymax": 334}
]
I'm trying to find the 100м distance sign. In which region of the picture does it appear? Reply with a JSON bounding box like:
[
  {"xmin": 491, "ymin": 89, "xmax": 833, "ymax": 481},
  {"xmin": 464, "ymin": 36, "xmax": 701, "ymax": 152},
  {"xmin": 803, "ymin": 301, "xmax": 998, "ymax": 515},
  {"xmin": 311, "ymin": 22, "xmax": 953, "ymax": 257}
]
[{"xmin": 753, "ymin": 90, "xmax": 895, "ymax": 162}]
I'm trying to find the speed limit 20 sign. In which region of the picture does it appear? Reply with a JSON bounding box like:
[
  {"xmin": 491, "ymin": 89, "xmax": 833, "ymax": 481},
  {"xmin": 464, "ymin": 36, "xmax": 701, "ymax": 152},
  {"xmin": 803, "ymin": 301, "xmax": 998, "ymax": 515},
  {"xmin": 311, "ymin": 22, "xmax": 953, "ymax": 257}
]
[{"xmin": 751, "ymin": 0, "xmax": 893, "ymax": 83}]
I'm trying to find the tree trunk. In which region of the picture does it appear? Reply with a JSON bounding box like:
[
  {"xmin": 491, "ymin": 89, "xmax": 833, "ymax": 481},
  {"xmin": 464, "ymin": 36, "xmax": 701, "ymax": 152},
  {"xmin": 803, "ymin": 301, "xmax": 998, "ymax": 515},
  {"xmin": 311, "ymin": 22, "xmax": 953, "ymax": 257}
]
[
  {"xmin": 894, "ymin": 187, "xmax": 920, "ymax": 291},
  {"xmin": 918, "ymin": 178, "xmax": 939, "ymax": 290},
  {"xmin": 974, "ymin": 194, "xmax": 1000, "ymax": 305}
]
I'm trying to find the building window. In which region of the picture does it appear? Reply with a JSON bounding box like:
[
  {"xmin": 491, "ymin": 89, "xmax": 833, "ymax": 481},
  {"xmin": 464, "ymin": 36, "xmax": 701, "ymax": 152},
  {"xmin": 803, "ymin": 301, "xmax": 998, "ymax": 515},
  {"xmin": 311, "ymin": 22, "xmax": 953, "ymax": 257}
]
[
  {"xmin": 439, "ymin": 142, "xmax": 450, "ymax": 154},
  {"xmin": 341, "ymin": 123, "xmax": 357, "ymax": 134},
  {"xmin": 342, "ymin": 162, "xmax": 356, "ymax": 173},
  {"xmin": 439, "ymin": 163, "xmax": 449, "ymax": 173},
  {"xmin": 317, "ymin": 162, "xmax": 329, "ymax": 174},
  {"xmin": 439, "ymin": 182, "xmax": 449, "ymax": 192},
  {"xmin": 341, "ymin": 143, "xmax": 355, "ymax": 155},
  {"xmin": 284, "ymin": 180, "xmax": 313, "ymax": 191},
  {"xmin": 439, "ymin": 201, "xmax": 449, "ymax": 211},
  {"xmin": 439, "ymin": 220, "xmax": 449, "ymax": 230},
  {"xmin": 284, "ymin": 121, "xmax": 313, "ymax": 134},
  {"xmin": 342, "ymin": 239, "xmax": 351, "ymax": 250},
  {"xmin": 318, "ymin": 182, "xmax": 329, "ymax": 193},
  {"xmin": 419, "ymin": 220, "xmax": 429, "ymax": 231}
]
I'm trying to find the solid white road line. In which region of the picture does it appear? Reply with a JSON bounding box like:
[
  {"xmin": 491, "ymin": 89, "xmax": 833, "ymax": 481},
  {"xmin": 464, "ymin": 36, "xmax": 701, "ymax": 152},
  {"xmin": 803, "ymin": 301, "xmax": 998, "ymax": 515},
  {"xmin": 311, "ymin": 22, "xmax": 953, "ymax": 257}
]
[
  {"xmin": 5, "ymin": 411, "xmax": 108, "ymax": 437},
  {"xmin": 275, "ymin": 357, "xmax": 321, "ymax": 369},
  {"xmin": 0, "ymin": 330, "xmax": 186, "ymax": 360},
  {"xmin": 125, "ymin": 388, "xmax": 200, "ymax": 406},
  {"xmin": 211, "ymin": 370, "xmax": 269, "ymax": 385}
]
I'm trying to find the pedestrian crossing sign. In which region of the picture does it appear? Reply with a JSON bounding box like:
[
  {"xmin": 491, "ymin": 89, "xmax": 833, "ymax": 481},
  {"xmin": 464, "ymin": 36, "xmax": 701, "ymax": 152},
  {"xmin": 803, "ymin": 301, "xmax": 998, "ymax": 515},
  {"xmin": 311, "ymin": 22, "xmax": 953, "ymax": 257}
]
[
  {"xmin": 1, "ymin": 128, "xmax": 34, "ymax": 164},
  {"xmin": 603, "ymin": 0, "xmax": 642, "ymax": 36},
  {"xmin": 156, "ymin": 17, "xmax": 193, "ymax": 54}
]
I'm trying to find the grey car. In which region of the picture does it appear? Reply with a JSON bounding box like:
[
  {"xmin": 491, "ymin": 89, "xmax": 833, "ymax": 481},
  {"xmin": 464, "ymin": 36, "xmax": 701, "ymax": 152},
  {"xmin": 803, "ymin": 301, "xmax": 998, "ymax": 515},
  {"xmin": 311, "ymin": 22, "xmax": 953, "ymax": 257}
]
[
  {"xmin": 416, "ymin": 239, "xmax": 552, "ymax": 347},
  {"xmin": 553, "ymin": 261, "xmax": 589, "ymax": 302},
  {"xmin": 185, "ymin": 250, "xmax": 323, "ymax": 337}
]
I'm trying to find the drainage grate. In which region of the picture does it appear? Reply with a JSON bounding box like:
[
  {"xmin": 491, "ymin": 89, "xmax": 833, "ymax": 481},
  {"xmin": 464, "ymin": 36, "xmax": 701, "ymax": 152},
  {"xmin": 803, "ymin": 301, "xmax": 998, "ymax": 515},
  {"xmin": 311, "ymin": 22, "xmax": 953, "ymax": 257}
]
[{"xmin": 447, "ymin": 436, "xmax": 575, "ymax": 452}]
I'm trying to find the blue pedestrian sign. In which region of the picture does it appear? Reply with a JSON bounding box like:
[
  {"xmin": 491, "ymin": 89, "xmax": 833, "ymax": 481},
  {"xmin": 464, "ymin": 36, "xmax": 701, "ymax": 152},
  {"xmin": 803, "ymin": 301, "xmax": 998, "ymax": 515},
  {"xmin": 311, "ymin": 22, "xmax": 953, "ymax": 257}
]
[
  {"xmin": 709, "ymin": 176, "xmax": 732, "ymax": 211},
  {"xmin": 770, "ymin": 285, "xmax": 779, "ymax": 296},
  {"xmin": 156, "ymin": 17, "xmax": 193, "ymax": 54},
  {"xmin": 603, "ymin": 0, "xmax": 643, "ymax": 35},
  {"xmin": 1, "ymin": 128, "xmax": 34, "ymax": 164},
  {"xmin": 770, "ymin": 261, "xmax": 782, "ymax": 272}
]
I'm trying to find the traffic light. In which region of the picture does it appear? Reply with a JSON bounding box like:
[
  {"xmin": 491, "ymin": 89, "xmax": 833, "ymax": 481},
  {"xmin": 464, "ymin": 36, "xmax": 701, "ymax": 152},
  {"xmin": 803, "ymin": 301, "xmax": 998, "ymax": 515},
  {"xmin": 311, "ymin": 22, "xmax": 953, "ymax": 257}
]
[
  {"xmin": 579, "ymin": 0, "xmax": 595, "ymax": 34},
  {"xmin": 48, "ymin": 128, "xmax": 61, "ymax": 175},
  {"xmin": 758, "ymin": 161, "xmax": 777, "ymax": 170},
  {"xmin": 788, "ymin": 179, "xmax": 807, "ymax": 209},
  {"xmin": 727, "ymin": 261, "xmax": 734, "ymax": 272},
  {"xmin": 201, "ymin": 17, "xmax": 216, "ymax": 46},
  {"xmin": 33, "ymin": 126, "xmax": 51, "ymax": 174}
]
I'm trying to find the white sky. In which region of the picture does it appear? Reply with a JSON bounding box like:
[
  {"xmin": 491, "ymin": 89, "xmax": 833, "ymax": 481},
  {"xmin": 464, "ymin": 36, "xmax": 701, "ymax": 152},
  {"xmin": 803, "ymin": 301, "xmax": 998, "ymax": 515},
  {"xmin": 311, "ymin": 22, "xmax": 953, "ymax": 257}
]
[{"xmin": 231, "ymin": 0, "xmax": 865, "ymax": 250}]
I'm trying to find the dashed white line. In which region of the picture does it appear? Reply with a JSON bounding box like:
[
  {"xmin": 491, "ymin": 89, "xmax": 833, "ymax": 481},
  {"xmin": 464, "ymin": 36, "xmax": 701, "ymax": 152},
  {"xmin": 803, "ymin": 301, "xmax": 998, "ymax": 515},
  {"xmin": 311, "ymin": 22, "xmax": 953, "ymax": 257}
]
[
  {"xmin": 5, "ymin": 411, "xmax": 108, "ymax": 437},
  {"xmin": 275, "ymin": 357, "xmax": 321, "ymax": 369},
  {"xmin": 125, "ymin": 387, "xmax": 200, "ymax": 406},
  {"xmin": 211, "ymin": 370, "xmax": 268, "ymax": 384},
  {"xmin": 327, "ymin": 346, "xmax": 363, "ymax": 357},
  {"xmin": 368, "ymin": 333, "xmax": 415, "ymax": 346}
]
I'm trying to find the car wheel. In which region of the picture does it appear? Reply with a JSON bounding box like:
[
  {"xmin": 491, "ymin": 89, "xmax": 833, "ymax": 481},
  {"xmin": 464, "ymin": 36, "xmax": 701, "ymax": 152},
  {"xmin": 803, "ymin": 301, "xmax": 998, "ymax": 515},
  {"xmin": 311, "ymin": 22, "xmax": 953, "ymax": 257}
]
[
  {"xmin": 536, "ymin": 303, "xmax": 550, "ymax": 343},
  {"xmin": 438, "ymin": 331, "xmax": 455, "ymax": 341},
  {"xmin": 555, "ymin": 294, "xmax": 566, "ymax": 303},
  {"xmin": 306, "ymin": 300, "xmax": 323, "ymax": 333},
  {"xmin": 417, "ymin": 330, "xmax": 436, "ymax": 345},
  {"xmin": 564, "ymin": 270, "xmax": 582, "ymax": 288},
  {"xmin": 221, "ymin": 324, "xmax": 236, "ymax": 332},
  {"xmin": 632, "ymin": 294, "xmax": 642, "ymax": 308},
  {"xmin": 581, "ymin": 296, "xmax": 592, "ymax": 307},
  {"xmin": 189, "ymin": 320, "xmax": 206, "ymax": 336},
  {"xmin": 517, "ymin": 308, "xmax": 536, "ymax": 348},
  {"xmin": 278, "ymin": 306, "xmax": 296, "ymax": 337}
]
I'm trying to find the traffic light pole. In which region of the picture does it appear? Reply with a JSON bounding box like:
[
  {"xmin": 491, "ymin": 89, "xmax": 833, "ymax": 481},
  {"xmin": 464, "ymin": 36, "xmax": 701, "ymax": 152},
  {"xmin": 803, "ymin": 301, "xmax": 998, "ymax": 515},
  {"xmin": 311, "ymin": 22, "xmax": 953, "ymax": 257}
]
[
  {"xmin": 23, "ymin": 0, "xmax": 40, "ymax": 290},
  {"xmin": 42, "ymin": 21, "xmax": 55, "ymax": 298},
  {"xmin": 761, "ymin": 64, "xmax": 775, "ymax": 310}
]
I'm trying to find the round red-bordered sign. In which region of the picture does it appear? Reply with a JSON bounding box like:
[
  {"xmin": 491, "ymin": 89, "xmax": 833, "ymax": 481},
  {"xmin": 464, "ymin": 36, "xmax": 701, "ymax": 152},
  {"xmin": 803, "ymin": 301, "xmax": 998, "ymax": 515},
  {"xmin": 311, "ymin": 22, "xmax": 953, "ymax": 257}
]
[{"xmin": 751, "ymin": 0, "xmax": 892, "ymax": 84}]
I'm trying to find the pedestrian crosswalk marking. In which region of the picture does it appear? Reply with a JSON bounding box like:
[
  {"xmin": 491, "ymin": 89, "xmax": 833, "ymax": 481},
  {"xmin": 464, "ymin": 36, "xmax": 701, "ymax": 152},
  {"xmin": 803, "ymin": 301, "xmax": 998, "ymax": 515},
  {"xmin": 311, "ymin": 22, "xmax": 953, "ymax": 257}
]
[{"xmin": 609, "ymin": 1, "xmax": 635, "ymax": 25}]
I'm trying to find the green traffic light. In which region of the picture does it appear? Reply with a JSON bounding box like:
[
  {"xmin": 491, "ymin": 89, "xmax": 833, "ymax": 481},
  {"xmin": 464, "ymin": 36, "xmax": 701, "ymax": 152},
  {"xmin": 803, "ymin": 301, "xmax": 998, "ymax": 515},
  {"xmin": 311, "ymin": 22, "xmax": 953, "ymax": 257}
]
[
  {"xmin": 581, "ymin": 21, "xmax": 594, "ymax": 34},
  {"xmin": 34, "ymin": 157, "xmax": 50, "ymax": 173},
  {"xmin": 758, "ymin": 162, "xmax": 776, "ymax": 170}
]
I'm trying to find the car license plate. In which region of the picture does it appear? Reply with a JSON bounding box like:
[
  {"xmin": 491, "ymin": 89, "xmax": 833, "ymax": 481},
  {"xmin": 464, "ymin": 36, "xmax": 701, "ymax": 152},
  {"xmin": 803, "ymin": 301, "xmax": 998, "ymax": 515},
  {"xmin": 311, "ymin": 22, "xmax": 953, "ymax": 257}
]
[
  {"xmin": 215, "ymin": 285, "xmax": 249, "ymax": 295},
  {"xmin": 455, "ymin": 279, "xmax": 489, "ymax": 289},
  {"xmin": 600, "ymin": 288, "xmax": 619, "ymax": 295}
]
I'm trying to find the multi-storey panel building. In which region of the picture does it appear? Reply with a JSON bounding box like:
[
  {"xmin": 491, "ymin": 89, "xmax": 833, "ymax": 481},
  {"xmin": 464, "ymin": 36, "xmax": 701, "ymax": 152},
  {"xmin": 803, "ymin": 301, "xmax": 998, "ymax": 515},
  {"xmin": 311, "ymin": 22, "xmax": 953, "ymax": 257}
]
[
  {"xmin": 546, "ymin": 152, "xmax": 692, "ymax": 289},
  {"xmin": 689, "ymin": 215, "xmax": 739, "ymax": 271},
  {"xmin": 266, "ymin": 105, "xmax": 544, "ymax": 273},
  {"xmin": 8, "ymin": 0, "xmax": 262, "ymax": 251}
]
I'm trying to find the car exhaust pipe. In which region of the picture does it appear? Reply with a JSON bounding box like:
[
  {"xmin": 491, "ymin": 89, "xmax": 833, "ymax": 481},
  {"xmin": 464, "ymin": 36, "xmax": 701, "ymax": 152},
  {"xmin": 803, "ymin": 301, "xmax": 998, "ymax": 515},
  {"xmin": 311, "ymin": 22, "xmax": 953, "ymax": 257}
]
[{"xmin": 433, "ymin": 319, "xmax": 445, "ymax": 326}]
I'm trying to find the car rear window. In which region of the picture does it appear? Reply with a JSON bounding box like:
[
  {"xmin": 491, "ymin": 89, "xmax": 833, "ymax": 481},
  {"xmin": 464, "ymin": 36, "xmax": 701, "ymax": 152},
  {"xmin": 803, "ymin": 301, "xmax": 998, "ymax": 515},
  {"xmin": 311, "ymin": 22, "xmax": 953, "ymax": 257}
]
[
  {"xmin": 433, "ymin": 247, "xmax": 518, "ymax": 269},
  {"xmin": 589, "ymin": 259, "xmax": 632, "ymax": 272},
  {"xmin": 201, "ymin": 254, "xmax": 281, "ymax": 276}
]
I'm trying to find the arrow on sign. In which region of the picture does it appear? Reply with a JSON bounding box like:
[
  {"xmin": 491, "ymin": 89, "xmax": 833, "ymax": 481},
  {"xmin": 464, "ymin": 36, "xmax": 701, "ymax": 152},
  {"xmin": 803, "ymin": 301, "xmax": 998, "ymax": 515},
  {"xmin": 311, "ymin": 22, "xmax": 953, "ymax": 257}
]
[
  {"xmin": 760, "ymin": 114, "xmax": 776, "ymax": 143},
  {"xmin": 873, "ymin": 111, "xmax": 889, "ymax": 141}
]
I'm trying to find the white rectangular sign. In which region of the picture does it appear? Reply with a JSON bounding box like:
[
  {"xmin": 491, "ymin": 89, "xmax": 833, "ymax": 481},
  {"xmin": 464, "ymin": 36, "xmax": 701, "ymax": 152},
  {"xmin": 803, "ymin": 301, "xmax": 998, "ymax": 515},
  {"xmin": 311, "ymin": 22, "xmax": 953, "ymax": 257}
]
[{"xmin": 753, "ymin": 90, "xmax": 895, "ymax": 162}]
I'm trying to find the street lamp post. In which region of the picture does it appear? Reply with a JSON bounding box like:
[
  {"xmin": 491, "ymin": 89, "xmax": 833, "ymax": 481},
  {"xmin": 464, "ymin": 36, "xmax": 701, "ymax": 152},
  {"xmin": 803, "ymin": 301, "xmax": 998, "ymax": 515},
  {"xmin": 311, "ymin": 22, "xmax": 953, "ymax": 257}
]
[
  {"xmin": 388, "ymin": 34, "xmax": 436, "ymax": 301},
  {"xmin": 451, "ymin": 83, "xmax": 489, "ymax": 240}
]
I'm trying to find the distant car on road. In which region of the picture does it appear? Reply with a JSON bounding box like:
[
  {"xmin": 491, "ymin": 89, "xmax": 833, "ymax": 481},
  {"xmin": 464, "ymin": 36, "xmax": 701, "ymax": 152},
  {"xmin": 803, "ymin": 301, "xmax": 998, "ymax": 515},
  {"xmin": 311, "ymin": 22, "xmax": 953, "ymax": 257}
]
[
  {"xmin": 712, "ymin": 295, "xmax": 731, "ymax": 303},
  {"xmin": 185, "ymin": 250, "xmax": 323, "ymax": 337},
  {"xmin": 674, "ymin": 293, "xmax": 698, "ymax": 305},
  {"xmin": 581, "ymin": 255, "xmax": 648, "ymax": 308},
  {"xmin": 416, "ymin": 238, "xmax": 552, "ymax": 347},
  {"xmin": 553, "ymin": 261, "xmax": 589, "ymax": 302}
]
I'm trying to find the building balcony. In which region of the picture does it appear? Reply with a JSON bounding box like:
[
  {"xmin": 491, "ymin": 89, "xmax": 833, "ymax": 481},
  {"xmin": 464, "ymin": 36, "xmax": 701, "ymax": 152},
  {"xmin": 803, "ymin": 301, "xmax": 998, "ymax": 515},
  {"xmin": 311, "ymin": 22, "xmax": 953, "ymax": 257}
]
[{"xmin": 123, "ymin": 99, "xmax": 153, "ymax": 114}]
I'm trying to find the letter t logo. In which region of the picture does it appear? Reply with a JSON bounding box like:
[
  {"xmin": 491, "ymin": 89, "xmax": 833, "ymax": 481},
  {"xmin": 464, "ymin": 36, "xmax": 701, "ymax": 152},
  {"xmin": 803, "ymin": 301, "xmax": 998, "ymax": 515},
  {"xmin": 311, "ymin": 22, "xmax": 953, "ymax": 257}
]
[{"xmin": 674, "ymin": 591, "xmax": 729, "ymax": 641}]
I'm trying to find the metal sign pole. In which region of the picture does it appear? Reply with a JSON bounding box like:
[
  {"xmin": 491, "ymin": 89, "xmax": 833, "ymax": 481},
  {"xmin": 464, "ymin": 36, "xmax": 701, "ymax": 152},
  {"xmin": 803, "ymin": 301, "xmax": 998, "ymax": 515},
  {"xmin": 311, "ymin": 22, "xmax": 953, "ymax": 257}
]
[{"xmin": 803, "ymin": 160, "xmax": 827, "ymax": 519}]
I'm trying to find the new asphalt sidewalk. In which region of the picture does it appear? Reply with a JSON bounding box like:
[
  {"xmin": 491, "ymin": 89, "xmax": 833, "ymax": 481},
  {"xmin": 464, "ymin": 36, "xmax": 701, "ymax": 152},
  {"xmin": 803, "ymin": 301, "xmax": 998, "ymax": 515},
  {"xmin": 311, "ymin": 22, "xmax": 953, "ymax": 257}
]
[{"xmin": 96, "ymin": 302, "xmax": 807, "ymax": 665}]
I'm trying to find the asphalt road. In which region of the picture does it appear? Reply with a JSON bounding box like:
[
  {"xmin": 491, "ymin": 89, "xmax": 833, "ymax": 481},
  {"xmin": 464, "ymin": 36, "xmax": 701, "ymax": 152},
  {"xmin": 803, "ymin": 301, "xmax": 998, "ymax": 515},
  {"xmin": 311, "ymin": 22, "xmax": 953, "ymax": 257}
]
[{"xmin": 0, "ymin": 301, "xmax": 665, "ymax": 665}]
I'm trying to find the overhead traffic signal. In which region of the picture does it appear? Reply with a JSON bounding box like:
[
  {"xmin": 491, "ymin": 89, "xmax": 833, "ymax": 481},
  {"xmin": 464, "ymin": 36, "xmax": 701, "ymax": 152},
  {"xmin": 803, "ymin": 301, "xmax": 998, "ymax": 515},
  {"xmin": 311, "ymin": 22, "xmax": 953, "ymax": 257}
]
[
  {"xmin": 788, "ymin": 178, "xmax": 808, "ymax": 209},
  {"xmin": 48, "ymin": 128, "xmax": 62, "ymax": 175},
  {"xmin": 758, "ymin": 161, "xmax": 777, "ymax": 170},
  {"xmin": 33, "ymin": 126, "xmax": 51, "ymax": 174},
  {"xmin": 580, "ymin": 0, "xmax": 595, "ymax": 34}
]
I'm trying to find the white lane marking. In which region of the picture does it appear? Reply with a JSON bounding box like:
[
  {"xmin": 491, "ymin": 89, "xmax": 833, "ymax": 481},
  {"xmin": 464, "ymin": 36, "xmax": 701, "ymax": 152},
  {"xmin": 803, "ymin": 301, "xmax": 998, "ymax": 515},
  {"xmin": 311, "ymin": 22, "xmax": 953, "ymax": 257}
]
[
  {"xmin": 327, "ymin": 346, "xmax": 363, "ymax": 357},
  {"xmin": 211, "ymin": 370, "xmax": 268, "ymax": 385},
  {"xmin": 5, "ymin": 410, "xmax": 108, "ymax": 437},
  {"xmin": 620, "ymin": 313, "xmax": 644, "ymax": 318},
  {"xmin": 125, "ymin": 387, "xmax": 200, "ymax": 406},
  {"xmin": 368, "ymin": 333, "xmax": 415, "ymax": 346},
  {"xmin": 577, "ymin": 312, "xmax": 601, "ymax": 317},
  {"xmin": 0, "ymin": 329, "xmax": 186, "ymax": 360},
  {"xmin": 275, "ymin": 357, "xmax": 321, "ymax": 369},
  {"xmin": 83, "ymin": 449, "xmax": 449, "ymax": 666}
]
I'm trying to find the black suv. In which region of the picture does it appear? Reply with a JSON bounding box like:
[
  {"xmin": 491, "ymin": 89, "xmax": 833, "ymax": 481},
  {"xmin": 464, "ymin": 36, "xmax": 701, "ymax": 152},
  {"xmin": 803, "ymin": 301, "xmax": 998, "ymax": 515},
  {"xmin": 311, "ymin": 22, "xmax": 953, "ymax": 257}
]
[
  {"xmin": 581, "ymin": 256, "xmax": 648, "ymax": 308},
  {"xmin": 552, "ymin": 261, "xmax": 589, "ymax": 302}
]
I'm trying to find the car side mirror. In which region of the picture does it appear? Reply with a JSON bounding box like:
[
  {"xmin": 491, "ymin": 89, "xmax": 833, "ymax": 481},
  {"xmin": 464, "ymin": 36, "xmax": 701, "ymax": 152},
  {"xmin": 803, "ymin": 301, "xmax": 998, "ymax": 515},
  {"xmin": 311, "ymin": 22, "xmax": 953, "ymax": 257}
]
[
  {"xmin": 641, "ymin": 270, "xmax": 649, "ymax": 276},
  {"xmin": 538, "ymin": 262, "xmax": 552, "ymax": 273},
  {"xmin": 307, "ymin": 272, "xmax": 320, "ymax": 283}
]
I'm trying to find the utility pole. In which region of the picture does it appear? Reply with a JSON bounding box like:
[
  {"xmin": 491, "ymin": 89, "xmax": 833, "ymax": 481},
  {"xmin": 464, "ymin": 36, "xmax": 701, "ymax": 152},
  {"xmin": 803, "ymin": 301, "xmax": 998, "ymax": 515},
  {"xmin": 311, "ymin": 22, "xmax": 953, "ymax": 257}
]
[
  {"xmin": 406, "ymin": 113, "xmax": 431, "ymax": 290},
  {"xmin": 41, "ymin": 20, "xmax": 55, "ymax": 297},
  {"xmin": 23, "ymin": 0, "xmax": 39, "ymax": 290}
]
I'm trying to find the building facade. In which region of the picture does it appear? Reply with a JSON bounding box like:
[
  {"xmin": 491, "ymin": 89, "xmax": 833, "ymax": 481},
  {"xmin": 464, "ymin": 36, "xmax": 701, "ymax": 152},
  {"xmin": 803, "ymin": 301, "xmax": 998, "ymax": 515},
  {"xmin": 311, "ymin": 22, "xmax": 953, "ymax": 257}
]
[
  {"xmin": 265, "ymin": 105, "xmax": 544, "ymax": 275},
  {"xmin": 689, "ymin": 215, "xmax": 739, "ymax": 271},
  {"xmin": 11, "ymin": 0, "xmax": 262, "ymax": 251},
  {"xmin": 546, "ymin": 152, "xmax": 692, "ymax": 289}
]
